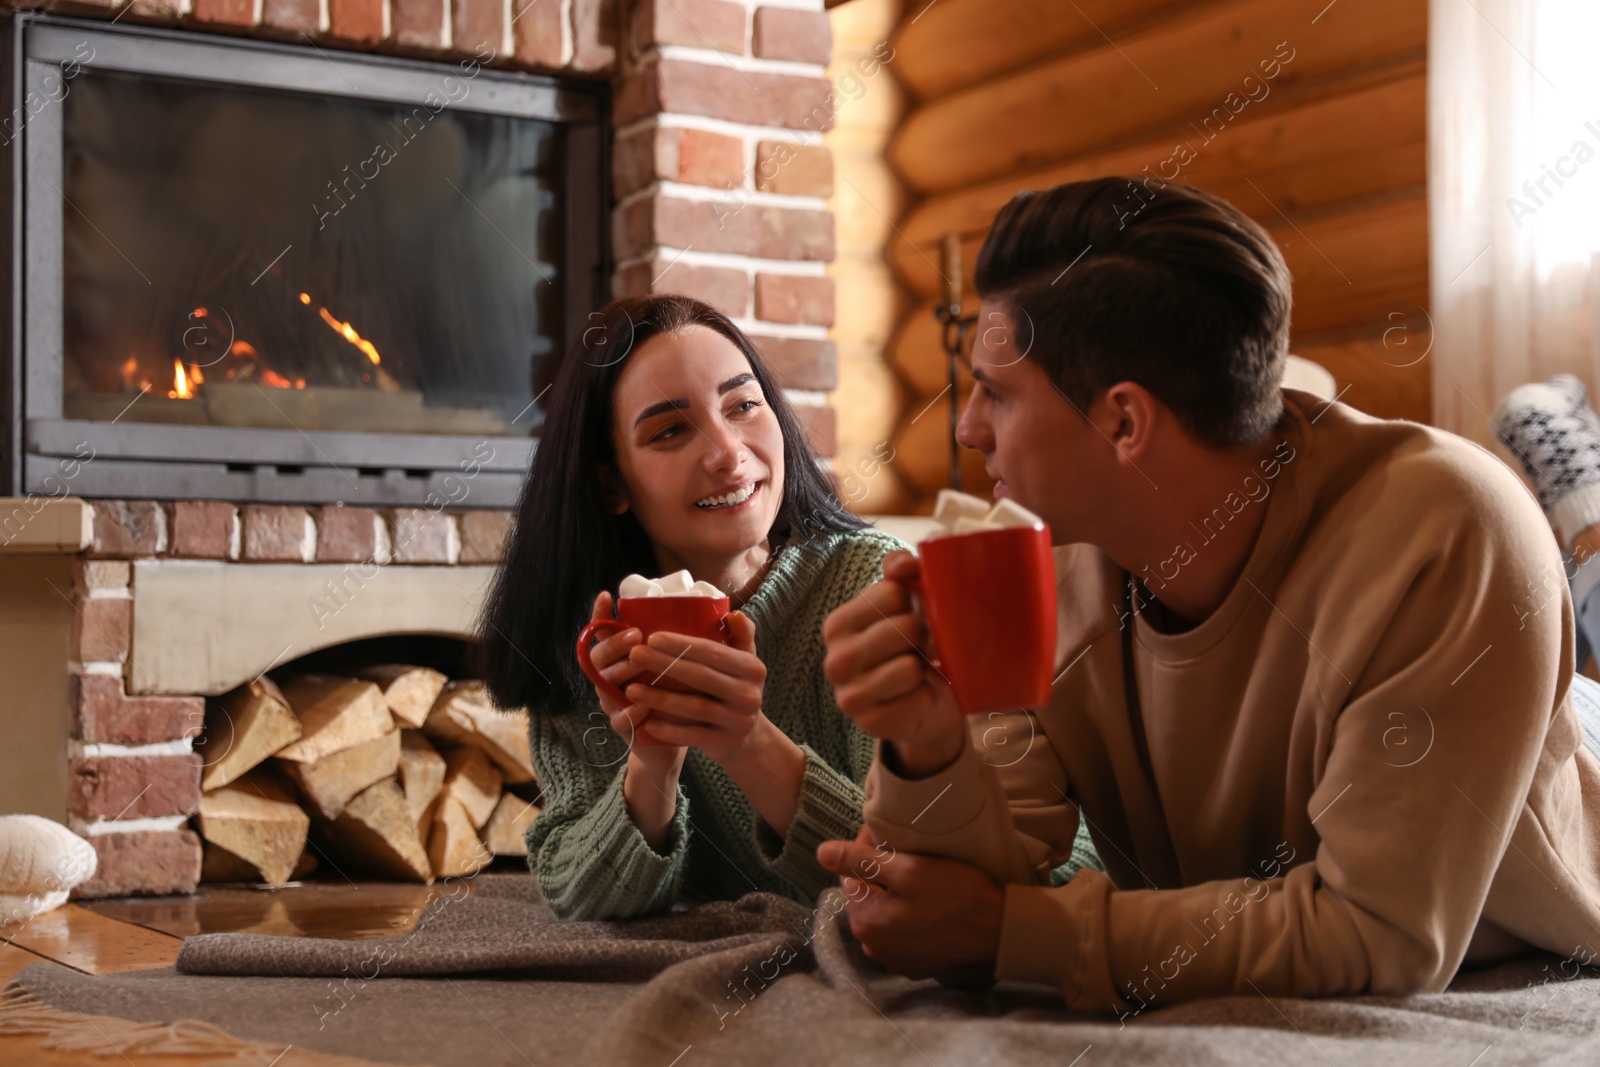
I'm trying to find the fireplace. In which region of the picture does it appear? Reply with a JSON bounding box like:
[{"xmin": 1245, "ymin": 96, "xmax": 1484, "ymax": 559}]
[{"xmin": 3, "ymin": 12, "xmax": 606, "ymax": 507}]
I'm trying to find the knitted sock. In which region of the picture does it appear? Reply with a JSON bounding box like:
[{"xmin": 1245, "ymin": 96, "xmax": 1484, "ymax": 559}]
[
  {"xmin": 1548, "ymin": 374, "xmax": 1600, "ymax": 433},
  {"xmin": 1492, "ymin": 375, "xmax": 1600, "ymax": 544}
]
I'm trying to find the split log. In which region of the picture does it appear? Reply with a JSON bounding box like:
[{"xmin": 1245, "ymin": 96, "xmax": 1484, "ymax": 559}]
[
  {"xmin": 484, "ymin": 793, "xmax": 542, "ymax": 857},
  {"xmin": 414, "ymin": 793, "xmax": 442, "ymax": 849},
  {"xmin": 422, "ymin": 681, "xmax": 535, "ymax": 785},
  {"xmin": 200, "ymin": 678, "xmax": 302, "ymax": 791},
  {"xmin": 292, "ymin": 850, "xmax": 318, "ymax": 879},
  {"xmin": 355, "ymin": 665, "xmax": 448, "ymax": 729},
  {"xmin": 442, "ymin": 747, "xmax": 503, "ymax": 830},
  {"xmin": 428, "ymin": 795, "xmax": 491, "ymax": 878},
  {"xmin": 398, "ymin": 731, "xmax": 447, "ymax": 837},
  {"xmin": 200, "ymin": 845, "xmax": 267, "ymax": 885},
  {"xmin": 205, "ymin": 828, "xmax": 316, "ymax": 883},
  {"xmin": 196, "ymin": 766, "xmax": 310, "ymax": 885},
  {"xmin": 279, "ymin": 729, "xmax": 401, "ymax": 820},
  {"xmin": 321, "ymin": 778, "xmax": 432, "ymax": 883},
  {"xmin": 274, "ymin": 675, "xmax": 393, "ymax": 764}
]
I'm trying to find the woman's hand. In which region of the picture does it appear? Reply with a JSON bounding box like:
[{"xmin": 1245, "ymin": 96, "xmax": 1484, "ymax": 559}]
[
  {"xmin": 624, "ymin": 611, "xmax": 808, "ymax": 835},
  {"xmin": 587, "ymin": 592, "xmax": 677, "ymax": 759},
  {"xmin": 623, "ymin": 610, "xmax": 771, "ymax": 763},
  {"xmin": 586, "ymin": 592, "xmax": 686, "ymax": 848}
]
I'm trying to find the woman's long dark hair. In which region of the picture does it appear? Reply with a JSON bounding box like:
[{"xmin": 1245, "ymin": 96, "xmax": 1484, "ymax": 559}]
[{"xmin": 473, "ymin": 294, "xmax": 866, "ymax": 714}]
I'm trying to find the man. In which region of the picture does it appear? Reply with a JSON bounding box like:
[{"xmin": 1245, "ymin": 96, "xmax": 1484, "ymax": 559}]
[{"xmin": 814, "ymin": 177, "xmax": 1600, "ymax": 1014}]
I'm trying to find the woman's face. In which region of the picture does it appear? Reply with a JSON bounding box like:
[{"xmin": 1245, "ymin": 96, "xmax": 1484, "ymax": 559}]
[{"xmin": 609, "ymin": 325, "xmax": 786, "ymax": 562}]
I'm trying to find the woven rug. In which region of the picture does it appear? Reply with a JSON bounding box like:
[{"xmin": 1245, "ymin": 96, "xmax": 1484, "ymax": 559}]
[{"xmin": 5, "ymin": 872, "xmax": 1600, "ymax": 1066}]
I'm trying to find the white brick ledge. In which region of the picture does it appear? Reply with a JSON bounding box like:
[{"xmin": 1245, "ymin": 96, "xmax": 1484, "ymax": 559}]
[
  {"xmin": 68, "ymin": 815, "xmax": 190, "ymax": 836},
  {"xmin": 71, "ymin": 738, "xmax": 196, "ymax": 759}
]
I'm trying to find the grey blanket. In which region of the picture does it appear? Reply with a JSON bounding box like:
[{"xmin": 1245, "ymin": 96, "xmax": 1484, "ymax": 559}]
[{"xmin": 10, "ymin": 873, "xmax": 1600, "ymax": 1066}]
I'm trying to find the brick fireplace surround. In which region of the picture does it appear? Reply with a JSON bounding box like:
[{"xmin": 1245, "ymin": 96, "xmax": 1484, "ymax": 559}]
[{"xmin": 0, "ymin": 0, "xmax": 847, "ymax": 897}]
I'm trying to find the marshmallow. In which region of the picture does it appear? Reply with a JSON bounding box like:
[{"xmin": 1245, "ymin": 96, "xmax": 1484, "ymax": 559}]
[
  {"xmin": 932, "ymin": 489, "xmax": 992, "ymax": 529},
  {"xmin": 616, "ymin": 571, "xmax": 728, "ymax": 598},
  {"xmin": 618, "ymin": 573, "xmax": 655, "ymax": 599},
  {"xmin": 656, "ymin": 569, "xmax": 694, "ymax": 595},
  {"xmin": 922, "ymin": 488, "xmax": 1045, "ymax": 543},
  {"xmin": 982, "ymin": 497, "xmax": 1045, "ymax": 529},
  {"xmin": 952, "ymin": 516, "xmax": 1004, "ymax": 535}
]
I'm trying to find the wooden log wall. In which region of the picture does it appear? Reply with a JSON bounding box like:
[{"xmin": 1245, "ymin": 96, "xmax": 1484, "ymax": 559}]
[
  {"xmin": 826, "ymin": 0, "xmax": 914, "ymax": 515},
  {"xmin": 880, "ymin": 0, "xmax": 1430, "ymax": 510}
]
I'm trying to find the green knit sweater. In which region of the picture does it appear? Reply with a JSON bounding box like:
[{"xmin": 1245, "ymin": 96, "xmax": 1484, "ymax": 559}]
[{"xmin": 526, "ymin": 525, "xmax": 1103, "ymax": 919}]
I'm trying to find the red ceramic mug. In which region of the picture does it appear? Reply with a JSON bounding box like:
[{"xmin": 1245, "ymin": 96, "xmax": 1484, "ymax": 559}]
[
  {"xmin": 576, "ymin": 595, "xmax": 732, "ymax": 746},
  {"xmin": 907, "ymin": 523, "xmax": 1057, "ymax": 715}
]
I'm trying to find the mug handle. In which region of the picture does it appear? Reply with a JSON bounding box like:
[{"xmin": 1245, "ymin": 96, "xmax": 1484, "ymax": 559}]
[
  {"xmin": 576, "ymin": 619, "xmax": 630, "ymax": 708},
  {"xmin": 897, "ymin": 572, "xmax": 943, "ymax": 670}
]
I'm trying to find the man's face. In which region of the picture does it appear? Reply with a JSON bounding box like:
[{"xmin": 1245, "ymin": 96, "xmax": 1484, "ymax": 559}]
[{"xmin": 956, "ymin": 301, "xmax": 1119, "ymax": 546}]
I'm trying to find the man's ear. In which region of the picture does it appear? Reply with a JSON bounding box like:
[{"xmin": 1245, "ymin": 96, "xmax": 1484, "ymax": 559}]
[
  {"xmin": 601, "ymin": 466, "xmax": 631, "ymax": 516},
  {"xmin": 1097, "ymin": 382, "xmax": 1160, "ymax": 464}
]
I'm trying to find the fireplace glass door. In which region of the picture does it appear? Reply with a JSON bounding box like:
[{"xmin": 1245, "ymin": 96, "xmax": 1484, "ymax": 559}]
[
  {"xmin": 6, "ymin": 15, "xmax": 605, "ymax": 505},
  {"xmin": 62, "ymin": 70, "xmax": 564, "ymax": 438}
]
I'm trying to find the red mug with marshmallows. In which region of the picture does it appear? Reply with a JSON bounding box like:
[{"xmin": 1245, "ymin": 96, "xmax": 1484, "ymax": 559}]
[
  {"xmin": 576, "ymin": 595, "xmax": 732, "ymax": 746},
  {"xmin": 908, "ymin": 524, "xmax": 1057, "ymax": 715}
]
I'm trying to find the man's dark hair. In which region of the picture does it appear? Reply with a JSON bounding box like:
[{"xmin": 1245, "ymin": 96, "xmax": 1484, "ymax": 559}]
[{"xmin": 973, "ymin": 178, "xmax": 1293, "ymax": 448}]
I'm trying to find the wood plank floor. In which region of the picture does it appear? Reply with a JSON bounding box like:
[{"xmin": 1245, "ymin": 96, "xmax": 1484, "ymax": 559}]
[{"xmin": 0, "ymin": 873, "xmax": 493, "ymax": 1066}]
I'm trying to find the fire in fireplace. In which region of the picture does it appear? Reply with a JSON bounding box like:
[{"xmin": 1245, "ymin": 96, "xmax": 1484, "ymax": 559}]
[{"xmin": 2, "ymin": 13, "xmax": 607, "ymax": 506}]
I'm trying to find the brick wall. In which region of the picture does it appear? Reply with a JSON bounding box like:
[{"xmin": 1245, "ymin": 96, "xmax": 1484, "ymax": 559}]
[
  {"xmin": 1, "ymin": 0, "xmax": 612, "ymax": 66},
  {"xmin": 609, "ymin": 0, "xmax": 840, "ymax": 457},
  {"xmin": 65, "ymin": 500, "xmax": 513, "ymax": 896}
]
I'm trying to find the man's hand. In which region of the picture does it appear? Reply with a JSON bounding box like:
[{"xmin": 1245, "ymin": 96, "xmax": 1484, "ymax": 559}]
[
  {"xmin": 822, "ymin": 550, "xmax": 966, "ymax": 776},
  {"xmin": 817, "ymin": 826, "xmax": 1006, "ymax": 982}
]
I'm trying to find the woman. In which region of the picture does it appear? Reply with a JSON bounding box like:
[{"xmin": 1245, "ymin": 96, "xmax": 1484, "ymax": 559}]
[{"xmin": 474, "ymin": 294, "xmax": 910, "ymax": 919}]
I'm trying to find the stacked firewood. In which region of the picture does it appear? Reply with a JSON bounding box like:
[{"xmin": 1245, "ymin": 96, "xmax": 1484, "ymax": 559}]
[{"xmin": 191, "ymin": 666, "xmax": 542, "ymax": 886}]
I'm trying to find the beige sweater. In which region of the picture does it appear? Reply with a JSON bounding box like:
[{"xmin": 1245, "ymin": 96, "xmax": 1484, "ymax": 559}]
[{"xmin": 863, "ymin": 389, "xmax": 1600, "ymax": 1014}]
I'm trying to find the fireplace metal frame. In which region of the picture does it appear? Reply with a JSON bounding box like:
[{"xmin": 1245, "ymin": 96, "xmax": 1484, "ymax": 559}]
[{"xmin": 0, "ymin": 13, "xmax": 608, "ymax": 506}]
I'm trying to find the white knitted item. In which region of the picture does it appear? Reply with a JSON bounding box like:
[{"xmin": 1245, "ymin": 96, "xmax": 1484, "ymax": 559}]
[
  {"xmin": 0, "ymin": 814, "xmax": 97, "ymax": 924},
  {"xmin": 1492, "ymin": 375, "xmax": 1600, "ymax": 520},
  {"xmin": 1554, "ymin": 482, "xmax": 1600, "ymax": 546}
]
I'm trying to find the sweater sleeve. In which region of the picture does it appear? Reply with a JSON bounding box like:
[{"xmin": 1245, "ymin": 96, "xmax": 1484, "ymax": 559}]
[
  {"xmin": 524, "ymin": 706, "xmax": 694, "ymax": 920},
  {"xmin": 753, "ymin": 743, "xmax": 868, "ymax": 896},
  {"xmin": 750, "ymin": 527, "xmax": 906, "ymax": 896}
]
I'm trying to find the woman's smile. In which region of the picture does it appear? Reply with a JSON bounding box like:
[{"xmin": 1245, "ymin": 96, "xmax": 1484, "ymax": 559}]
[{"xmin": 694, "ymin": 479, "xmax": 763, "ymax": 512}]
